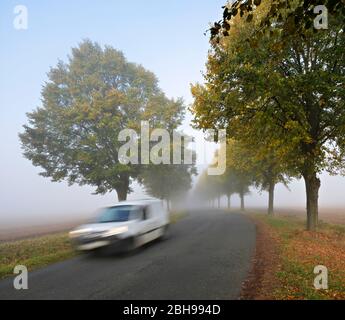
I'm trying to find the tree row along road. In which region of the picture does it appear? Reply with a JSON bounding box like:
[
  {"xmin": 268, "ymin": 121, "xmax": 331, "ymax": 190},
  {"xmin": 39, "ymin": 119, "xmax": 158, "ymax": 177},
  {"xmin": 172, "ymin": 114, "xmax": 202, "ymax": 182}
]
[{"xmin": 0, "ymin": 210, "xmax": 255, "ymax": 300}]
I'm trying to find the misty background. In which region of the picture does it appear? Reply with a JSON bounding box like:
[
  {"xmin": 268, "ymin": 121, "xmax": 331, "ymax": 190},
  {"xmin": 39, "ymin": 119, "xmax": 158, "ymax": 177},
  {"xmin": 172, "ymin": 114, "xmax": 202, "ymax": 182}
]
[{"xmin": 1, "ymin": 0, "xmax": 345, "ymax": 229}]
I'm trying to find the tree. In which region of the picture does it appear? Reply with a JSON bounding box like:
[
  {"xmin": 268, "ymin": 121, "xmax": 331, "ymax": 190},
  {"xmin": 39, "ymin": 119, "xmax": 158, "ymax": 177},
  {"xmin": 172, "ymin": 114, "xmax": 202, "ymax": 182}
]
[
  {"xmin": 219, "ymin": 168, "xmax": 237, "ymax": 209},
  {"xmin": 226, "ymin": 139, "xmax": 291, "ymax": 215},
  {"xmin": 139, "ymin": 134, "xmax": 197, "ymax": 210},
  {"xmin": 194, "ymin": 147, "xmax": 252, "ymax": 211},
  {"xmin": 216, "ymin": 144, "xmax": 252, "ymax": 210},
  {"xmin": 194, "ymin": 170, "xmax": 219, "ymax": 207},
  {"xmin": 191, "ymin": 4, "xmax": 345, "ymax": 230},
  {"xmin": 225, "ymin": 166, "xmax": 251, "ymax": 212},
  {"xmin": 194, "ymin": 166, "xmax": 227, "ymax": 208},
  {"xmin": 19, "ymin": 40, "xmax": 184, "ymax": 201},
  {"xmin": 210, "ymin": 0, "xmax": 344, "ymax": 42},
  {"xmin": 140, "ymin": 163, "xmax": 196, "ymax": 210}
]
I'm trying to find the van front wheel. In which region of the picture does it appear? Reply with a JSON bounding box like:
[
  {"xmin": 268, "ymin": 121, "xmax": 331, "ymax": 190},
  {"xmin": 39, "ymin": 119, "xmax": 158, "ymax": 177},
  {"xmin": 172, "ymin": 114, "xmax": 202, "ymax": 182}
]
[{"xmin": 125, "ymin": 236, "xmax": 139, "ymax": 252}]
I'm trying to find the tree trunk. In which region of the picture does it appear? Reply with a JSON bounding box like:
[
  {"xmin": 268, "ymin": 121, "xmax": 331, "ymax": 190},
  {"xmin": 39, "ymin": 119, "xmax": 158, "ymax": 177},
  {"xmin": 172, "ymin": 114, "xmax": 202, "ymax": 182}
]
[
  {"xmin": 116, "ymin": 188, "xmax": 127, "ymax": 201},
  {"xmin": 218, "ymin": 196, "xmax": 221, "ymax": 209},
  {"xmin": 303, "ymin": 172, "xmax": 320, "ymax": 231},
  {"xmin": 167, "ymin": 199, "xmax": 170, "ymax": 211},
  {"xmin": 116, "ymin": 174, "xmax": 129, "ymax": 202},
  {"xmin": 268, "ymin": 181, "xmax": 275, "ymax": 216},
  {"xmin": 227, "ymin": 194, "xmax": 231, "ymax": 209},
  {"xmin": 240, "ymin": 192, "xmax": 245, "ymax": 211}
]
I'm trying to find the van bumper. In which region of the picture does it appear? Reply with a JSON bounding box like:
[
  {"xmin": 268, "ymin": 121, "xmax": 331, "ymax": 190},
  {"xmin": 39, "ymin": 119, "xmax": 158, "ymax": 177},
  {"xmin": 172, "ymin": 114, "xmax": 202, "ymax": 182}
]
[{"xmin": 72, "ymin": 235, "xmax": 131, "ymax": 252}]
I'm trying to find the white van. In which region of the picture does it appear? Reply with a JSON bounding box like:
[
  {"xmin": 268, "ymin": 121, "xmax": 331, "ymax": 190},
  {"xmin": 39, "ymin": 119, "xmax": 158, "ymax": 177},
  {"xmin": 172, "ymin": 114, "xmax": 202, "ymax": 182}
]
[{"xmin": 69, "ymin": 200, "xmax": 170, "ymax": 253}]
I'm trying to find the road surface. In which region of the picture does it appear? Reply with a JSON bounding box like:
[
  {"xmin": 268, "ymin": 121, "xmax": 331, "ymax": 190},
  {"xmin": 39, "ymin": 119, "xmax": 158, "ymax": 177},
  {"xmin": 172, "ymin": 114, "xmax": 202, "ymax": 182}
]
[{"xmin": 0, "ymin": 210, "xmax": 256, "ymax": 300}]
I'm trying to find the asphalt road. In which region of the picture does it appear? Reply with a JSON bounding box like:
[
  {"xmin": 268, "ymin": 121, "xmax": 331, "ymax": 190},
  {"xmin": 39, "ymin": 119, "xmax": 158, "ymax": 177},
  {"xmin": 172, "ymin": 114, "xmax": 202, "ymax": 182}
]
[{"xmin": 0, "ymin": 210, "xmax": 256, "ymax": 300}]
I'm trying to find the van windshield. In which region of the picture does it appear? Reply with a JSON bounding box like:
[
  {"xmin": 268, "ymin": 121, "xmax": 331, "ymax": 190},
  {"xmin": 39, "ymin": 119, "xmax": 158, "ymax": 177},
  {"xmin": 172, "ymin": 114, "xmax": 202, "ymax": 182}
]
[{"xmin": 97, "ymin": 206, "xmax": 141, "ymax": 223}]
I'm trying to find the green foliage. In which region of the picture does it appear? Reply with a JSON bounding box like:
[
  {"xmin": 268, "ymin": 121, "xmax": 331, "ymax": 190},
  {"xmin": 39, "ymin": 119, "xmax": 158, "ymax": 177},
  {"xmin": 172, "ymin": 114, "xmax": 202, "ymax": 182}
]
[
  {"xmin": 141, "ymin": 164, "xmax": 196, "ymax": 208},
  {"xmin": 210, "ymin": 0, "xmax": 345, "ymax": 43},
  {"xmin": 194, "ymin": 145, "xmax": 252, "ymax": 209},
  {"xmin": 192, "ymin": 3, "xmax": 345, "ymax": 229},
  {"xmin": 226, "ymin": 139, "xmax": 289, "ymax": 191},
  {"xmin": 19, "ymin": 40, "xmax": 185, "ymax": 201},
  {"xmin": 140, "ymin": 134, "xmax": 197, "ymax": 208}
]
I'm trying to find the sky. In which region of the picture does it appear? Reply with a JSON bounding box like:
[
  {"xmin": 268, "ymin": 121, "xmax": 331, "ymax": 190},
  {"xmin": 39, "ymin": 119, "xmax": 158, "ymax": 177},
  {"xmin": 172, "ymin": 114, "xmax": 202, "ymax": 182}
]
[{"xmin": 1, "ymin": 1, "xmax": 345, "ymax": 228}]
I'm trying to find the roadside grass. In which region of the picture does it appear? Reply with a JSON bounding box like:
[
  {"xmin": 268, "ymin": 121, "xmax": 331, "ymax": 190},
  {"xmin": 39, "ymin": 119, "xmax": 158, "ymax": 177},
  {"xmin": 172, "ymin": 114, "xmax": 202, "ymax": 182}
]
[
  {"xmin": 251, "ymin": 213, "xmax": 345, "ymax": 300},
  {"xmin": 0, "ymin": 211, "xmax": 186, "ymax": 280},
  {"xmin": 0, "ymin": 233, "xmax": 75, "ymax": 280},
  {"xmin": 170, "ymin": 210, "xmax": 187, "ymax": 224}
]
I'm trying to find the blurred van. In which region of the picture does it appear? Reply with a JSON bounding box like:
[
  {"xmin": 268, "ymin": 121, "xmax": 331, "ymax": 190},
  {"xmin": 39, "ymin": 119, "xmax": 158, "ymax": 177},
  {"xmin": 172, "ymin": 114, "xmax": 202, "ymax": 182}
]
[{"xmin": 69, "ymin": 199, "xmax": 169, "ymax": 253}]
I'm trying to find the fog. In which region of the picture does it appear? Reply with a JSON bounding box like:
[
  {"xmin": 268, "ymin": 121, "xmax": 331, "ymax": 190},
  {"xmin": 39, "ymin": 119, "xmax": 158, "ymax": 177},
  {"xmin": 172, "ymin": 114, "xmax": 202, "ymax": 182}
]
[
  {"xmin": 1, "ymin": 1, "xmax": 345, "ymax": 232},
  {"xmin": 2, "ymin": 132, "xmax": 345, "ymax": 230}
]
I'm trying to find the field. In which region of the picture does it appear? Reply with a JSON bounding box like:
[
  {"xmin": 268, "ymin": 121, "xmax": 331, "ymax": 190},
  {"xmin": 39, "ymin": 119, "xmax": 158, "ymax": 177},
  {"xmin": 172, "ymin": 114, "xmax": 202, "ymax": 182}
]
[
  {"xmin": 0, "ymin": 232, "xmax": 75, "ymax": 280},
  {"xmin": 0, "ymin": 220, "xmax": 88, "ymax": 242},
  {"xmin": 250, "ymin": 207, "xmax": 345, "ymax": 225}
]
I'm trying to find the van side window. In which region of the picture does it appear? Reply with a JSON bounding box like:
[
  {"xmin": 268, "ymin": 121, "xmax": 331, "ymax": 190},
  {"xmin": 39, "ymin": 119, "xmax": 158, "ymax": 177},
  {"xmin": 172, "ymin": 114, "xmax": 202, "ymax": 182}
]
[{"xmin": 128, "ymin": 207, "xmax": 143, "ymax": 220}]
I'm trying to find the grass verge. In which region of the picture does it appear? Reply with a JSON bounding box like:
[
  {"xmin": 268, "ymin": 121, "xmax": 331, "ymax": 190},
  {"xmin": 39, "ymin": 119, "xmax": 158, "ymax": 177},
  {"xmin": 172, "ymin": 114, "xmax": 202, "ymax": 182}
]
[
  {"xmin": 170, "ymin": 210, "xmax": 187, "ymax": 224},
  {"xmin": 250, "ymin": 213, "xmax": 345, "ymax": 300},
  {"xmin": 0, "ymin": 233, "xmax": 75, "ymax": 280},
  {"xmin": 0, "ymin": 211, "xmax": 186, "ymax": 280}
]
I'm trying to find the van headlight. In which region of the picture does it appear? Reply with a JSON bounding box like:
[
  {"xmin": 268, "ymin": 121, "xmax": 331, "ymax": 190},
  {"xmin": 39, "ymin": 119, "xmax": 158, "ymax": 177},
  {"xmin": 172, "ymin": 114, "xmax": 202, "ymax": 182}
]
[
  {"xmin": 69, "ymin": 228, "xmax": 92, "ymax": 239},
  {"xmin": 102, "ymin": 226, "xmax": 128, "ymax": 238}
]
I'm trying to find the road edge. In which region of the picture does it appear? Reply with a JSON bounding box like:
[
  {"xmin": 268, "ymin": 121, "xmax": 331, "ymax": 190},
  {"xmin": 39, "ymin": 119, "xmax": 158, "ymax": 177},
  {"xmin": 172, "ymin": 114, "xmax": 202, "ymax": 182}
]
[{"xmin": 240, "ymin": 214, "xmax": 281, "ymax": 300}]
